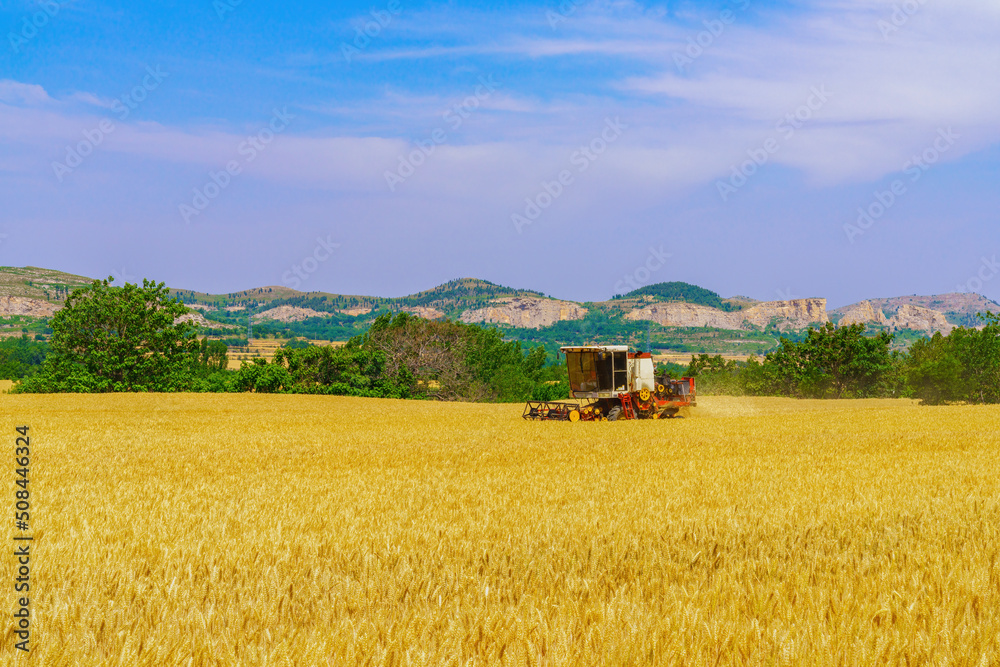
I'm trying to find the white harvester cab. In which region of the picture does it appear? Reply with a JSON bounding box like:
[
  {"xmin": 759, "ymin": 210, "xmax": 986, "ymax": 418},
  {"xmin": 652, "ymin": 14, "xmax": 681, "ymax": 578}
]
[{"xmin": 560, "ymin": 345, "xmax": 656, "ymax": 399}]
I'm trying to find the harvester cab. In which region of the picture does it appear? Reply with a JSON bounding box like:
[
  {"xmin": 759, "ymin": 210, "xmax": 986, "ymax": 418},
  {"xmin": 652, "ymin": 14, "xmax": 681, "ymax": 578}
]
[{"xmin": 523, "ymin": 346, "xmax": 696, "ymax": 421}]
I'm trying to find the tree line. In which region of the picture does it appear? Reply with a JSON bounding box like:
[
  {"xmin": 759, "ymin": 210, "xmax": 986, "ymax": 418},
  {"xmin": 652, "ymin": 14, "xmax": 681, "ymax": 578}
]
[
  {"xmin": 12, "ymin": 278, "xmax": 567, "ymax": 402},
  {"xmin": 680, "ymin": 319, "xmax": 1000, "ymax": 405}
]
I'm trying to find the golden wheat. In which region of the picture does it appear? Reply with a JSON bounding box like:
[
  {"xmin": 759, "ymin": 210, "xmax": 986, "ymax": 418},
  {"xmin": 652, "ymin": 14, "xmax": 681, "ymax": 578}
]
[{"xmin": 2, "ymin": 394, "xmax": 998, "ymax": 665}]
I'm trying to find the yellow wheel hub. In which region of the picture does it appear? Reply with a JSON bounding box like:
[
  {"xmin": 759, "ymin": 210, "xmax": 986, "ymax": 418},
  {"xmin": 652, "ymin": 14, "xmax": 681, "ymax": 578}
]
[
  {"xmin": 639, "ymin": 388, "xmax": 651, "ymax": 402},
  {"xmin": 569, "ymin": 410, "xmax": 580, "ymax": 422}
]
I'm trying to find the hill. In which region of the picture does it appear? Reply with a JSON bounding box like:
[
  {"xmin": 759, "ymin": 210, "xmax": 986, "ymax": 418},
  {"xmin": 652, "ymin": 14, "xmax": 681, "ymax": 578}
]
[
  {"xmin": 830, "ymin": 293, "xmax": 1000, "ymax": 328},
  {"xmin": 169, "ymin": 277, "xmax": 545, "ymax": 320},
  {"xmin": 0, "ymin": 266, "xmax": 93, "ymax": 302},
  {"xmin": 3, "ymin": 266, "xmax": 1000, "ymax": 357},
  {"xmin": 610, "ymin": 281, "xmax": 742, "ymax": 311}
]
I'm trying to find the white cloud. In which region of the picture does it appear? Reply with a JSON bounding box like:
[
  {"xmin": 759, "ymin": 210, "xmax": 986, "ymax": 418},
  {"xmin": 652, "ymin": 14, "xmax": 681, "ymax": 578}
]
[{"xmin": 0, "ymin": 80, "xmax": 53, "ymax": 106}]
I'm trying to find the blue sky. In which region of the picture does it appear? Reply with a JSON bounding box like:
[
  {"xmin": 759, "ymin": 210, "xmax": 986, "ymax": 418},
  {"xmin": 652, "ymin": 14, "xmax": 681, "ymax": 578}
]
[{"xmin": 2, "ymin": 0, "xmax": 999, "ymax": 307}]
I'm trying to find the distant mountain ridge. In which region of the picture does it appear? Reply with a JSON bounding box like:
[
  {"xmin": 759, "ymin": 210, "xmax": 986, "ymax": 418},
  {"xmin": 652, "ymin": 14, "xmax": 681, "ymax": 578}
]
[
  {"xmin": 0, "ymin": 268, "xmax": 997, "ymax": 337},
  {"xmin": 830, "ymin": 293, "xmax": 999, "ymax": 328}
]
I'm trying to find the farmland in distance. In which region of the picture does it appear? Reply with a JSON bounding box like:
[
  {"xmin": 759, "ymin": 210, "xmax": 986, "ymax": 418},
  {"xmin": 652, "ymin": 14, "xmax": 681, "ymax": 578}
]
[{"xmin": 2, "ymin": 394, "xmax": 998, "ymax": 665}]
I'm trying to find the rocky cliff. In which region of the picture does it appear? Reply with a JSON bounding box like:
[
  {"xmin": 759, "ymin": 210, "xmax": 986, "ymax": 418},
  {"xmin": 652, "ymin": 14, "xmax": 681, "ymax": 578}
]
[
  {"xmin": 253, "ymin": 306, "xmax": 330, "ymax": 323},
  {"xmin": 460, "ymin": 297, "xmax": 587, "ymax": 329},
  {"xmin": 624, "ymin": 302, "xmax": 739, "ymax": 329},
  {"xmin": 0, "ymin": 296, "xmax": 59, "ymax": 318},
  {"xmin": 740, "ymin": 299, "xmax": 829, "ymax": 330},
  {"xmin": 402, "ymin": 306, "xmax": 446, "ymax": 320},
  {"xmin": 832, "ymin": 293, "xmax": 1000, "ymax": 328},
  {"xmin": 887, "ymin": 305, "xmax": 954, "ymax": 334},
  {"xmin": 625, "ymin": 298, "xmax": 828, "ymax": 332},
  {"xmin": 837, "ymin": 300, "xmax": 888, "ymax": 326},
  {"xmin": 175, "ymin": 312, "xmax": 213, "ymax": 327}
]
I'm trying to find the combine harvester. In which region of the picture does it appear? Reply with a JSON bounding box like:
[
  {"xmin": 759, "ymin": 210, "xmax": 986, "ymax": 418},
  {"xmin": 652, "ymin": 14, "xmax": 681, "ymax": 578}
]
[{"xmin": 523, "ymin": 345, "xmax": 696, "ymax": 422}]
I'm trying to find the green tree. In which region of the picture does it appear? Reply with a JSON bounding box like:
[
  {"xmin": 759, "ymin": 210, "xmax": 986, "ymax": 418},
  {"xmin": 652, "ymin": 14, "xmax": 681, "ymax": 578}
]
[
  {"xmin": 957, "ymin": 312, "xmax": 1000, "ymax": 403},
  {"xmin": 905, "ymin": 332, "xmax": 969, "ymax": 405},
  {"xmin": 684, "ymin": 354, "xmax": 744, "ymax": 395},
  {"xmin": 272, "ymin": 344, "xmax": 406, "ymax": 397},
  {"xmin": 905, "ymin": 313, "xmax": 1000, "ymax": 405},
  {"xmin": 0, "ymin": 336, "xmax": 49, "ymax": 380},
  {"xmin": 232, "ymin": 358, "xmax": 291, "ymax": 393},
  {"xmin": 17, "ymin": 277, "xmax": 198, "ymax": 392},
  {"xmin": 762, "ymin": 323, "xmax": 898, "ymax": 398}
]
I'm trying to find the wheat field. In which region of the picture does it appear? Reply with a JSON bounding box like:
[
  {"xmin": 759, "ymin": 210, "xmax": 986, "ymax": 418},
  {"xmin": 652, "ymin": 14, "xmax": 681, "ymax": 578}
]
[{"xmin": 2, "ymin": 394, "xmax": 999, "ymax": 665}]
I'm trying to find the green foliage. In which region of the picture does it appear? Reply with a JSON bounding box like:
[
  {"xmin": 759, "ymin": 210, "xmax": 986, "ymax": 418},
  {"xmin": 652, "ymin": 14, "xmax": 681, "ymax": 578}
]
[
  {"xmin": 904, "ymin": 333, "xmax": 970, "ymax": 405},
  {"xmin": 904, "ymin": 312, "xmax": 1000, "ymax": 405},
  {"xmin": 354, "ymin": 313, "xmax": 555, "ymax": 402},
  {"xmin": 272, "ymin": 344, "xmax": 407, "ymax": 397},
  {"xmin": 761, "ymin": 323, "xmax": 900, "ymax": 398},
  {"xmin": 655, "ymin": 362, "xmax": 689, "ymax": 379},
  {"xmin": 232, "ymin": 358, "xmax": 292, "ymax": 393},
  {"xmin": 0, "ymin": 336, "xmax": 49, "ymax": 379},
  {"xmin": 684, "ymin": 354, "xmax": 745, "ymax": 395},
  {"xmin": 189, "ymin": 371, "xmax": 235, "ymax": 393},
  {"xmin": 391, "ymin": 279, "xmax": 544, "ymax": 317},
  {"xmin": 611, "ymin": 282, "xmax": 741, "ymax": 311},
  {"xmin": 16, "ymin": 277, "xmax": 199, "ymax": 393},
  {"xmin": 249, "ymin": 313, "xmax": 382, "ymax": 342},
  {"xmin": 192, "ymin": 339, "xmax": 229, "ymax": 375},
  {"xmin": 684, "ymin": 324, "xmax": 901, "ymax": 398}
]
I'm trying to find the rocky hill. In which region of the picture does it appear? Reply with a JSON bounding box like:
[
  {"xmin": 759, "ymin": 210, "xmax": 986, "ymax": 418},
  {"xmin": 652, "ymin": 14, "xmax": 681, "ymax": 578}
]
[
  {"xmin": 0, "ymin": 266, "xmax": 93, "ymax": 302},
  {"xmin": 0, "ymin": 296, "xmax": 59, "ymax": 318},
  {"xmin": 1, "ymin": 267, "xmax": 998, "ymax": 341},
  {"xmin": 622, "ymin": 298, "xmax": 828, "ymax": 332},
  {"xmin": 831, "ymin": 293, "xmax": 999, "ymax": 330},
  {"xmin": 461, "ymin": 297, "xmax": 588, "ymax": 329}
]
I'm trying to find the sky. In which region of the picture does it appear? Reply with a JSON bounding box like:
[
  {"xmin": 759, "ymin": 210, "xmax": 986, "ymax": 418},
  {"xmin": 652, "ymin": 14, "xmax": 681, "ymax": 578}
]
[{"xmin": 1, "ymin": 0, "xmax": 999, "ymax": 308}]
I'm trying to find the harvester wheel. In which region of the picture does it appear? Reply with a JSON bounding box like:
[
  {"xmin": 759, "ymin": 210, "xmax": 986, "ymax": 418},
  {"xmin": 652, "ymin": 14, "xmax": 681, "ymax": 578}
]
[
  {"xmin": 569, "ymin": 410, "xmax": 580, "ymax": 422},
  {"xmin": 639, "ymin": 388, "xmax": 651, "ymax": 402},
  {"xmin": 607, "ymin": 406, "xmax": 622, "ymax": 421}
]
